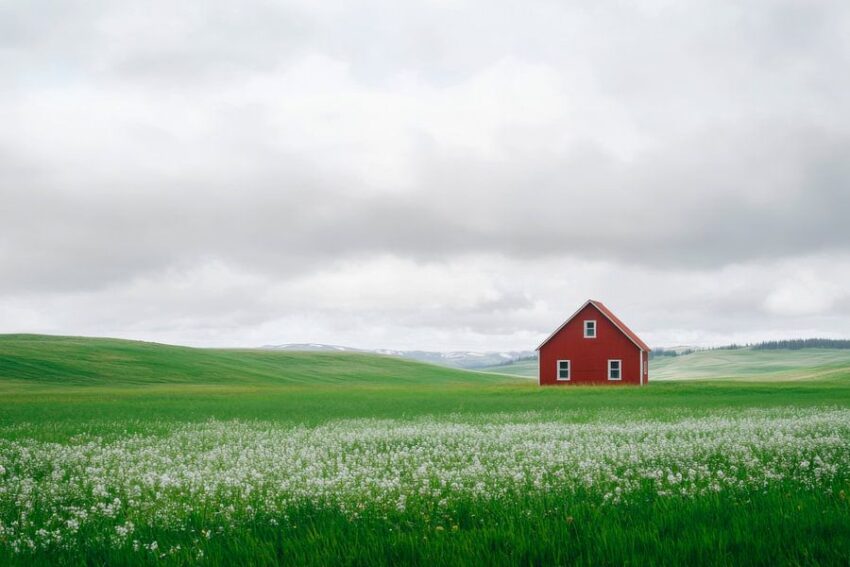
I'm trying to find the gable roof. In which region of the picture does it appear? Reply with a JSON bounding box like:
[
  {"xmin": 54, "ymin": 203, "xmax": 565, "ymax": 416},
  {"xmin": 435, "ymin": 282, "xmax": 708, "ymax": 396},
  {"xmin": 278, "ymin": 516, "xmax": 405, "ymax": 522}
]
[{"xmin": 536, "ymin": 299, "xmax": 651, "ymax": 352}]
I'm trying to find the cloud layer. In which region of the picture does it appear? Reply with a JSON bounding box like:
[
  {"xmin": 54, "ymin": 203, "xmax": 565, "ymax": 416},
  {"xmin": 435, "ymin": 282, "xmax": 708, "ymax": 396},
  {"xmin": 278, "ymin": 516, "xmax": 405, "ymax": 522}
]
[{"xmin": 2, "ymin": 0, "xmax": 850, "ymax": 349}]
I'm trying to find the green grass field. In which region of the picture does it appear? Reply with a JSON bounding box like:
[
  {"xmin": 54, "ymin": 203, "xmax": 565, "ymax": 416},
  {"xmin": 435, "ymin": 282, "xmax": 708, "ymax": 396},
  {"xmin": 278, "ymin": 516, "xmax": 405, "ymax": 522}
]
[
  {"xmin": 650, "ymin": 348, "xmax": 850, "ymax": 381},
  {"xmin": 2, "ymin": 334, "xmax": 850, "ymax": 565}
]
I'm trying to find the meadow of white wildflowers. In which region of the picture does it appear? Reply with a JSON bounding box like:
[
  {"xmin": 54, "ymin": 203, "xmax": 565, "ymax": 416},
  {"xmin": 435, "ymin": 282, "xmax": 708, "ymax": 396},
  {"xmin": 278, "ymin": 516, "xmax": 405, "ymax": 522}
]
[{"xmin": 1, "ymin": 408, "xmax": 848, "ymax": 556}]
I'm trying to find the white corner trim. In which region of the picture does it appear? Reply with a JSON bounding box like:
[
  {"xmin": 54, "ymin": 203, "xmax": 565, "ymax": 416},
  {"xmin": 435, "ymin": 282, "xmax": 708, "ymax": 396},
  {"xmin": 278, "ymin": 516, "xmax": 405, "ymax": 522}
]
[{"xmin": 639, "ymin": 351, "xmax": 643, "ymax": 386}]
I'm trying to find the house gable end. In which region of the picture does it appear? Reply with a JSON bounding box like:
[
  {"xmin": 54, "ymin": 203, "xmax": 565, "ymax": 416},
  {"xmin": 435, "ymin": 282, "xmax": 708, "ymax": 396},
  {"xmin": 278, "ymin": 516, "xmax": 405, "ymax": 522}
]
[{"xmin": 537, "ymin": 300, "xmax": 649, "ymax": 352}]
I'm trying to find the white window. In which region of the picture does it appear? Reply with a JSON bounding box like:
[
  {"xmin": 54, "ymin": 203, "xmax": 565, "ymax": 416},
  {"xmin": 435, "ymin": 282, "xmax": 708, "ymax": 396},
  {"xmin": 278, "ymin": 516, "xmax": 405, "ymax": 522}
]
[
  {"xmin": 583, "ymin": 320, "xmax": 596, "ymax": 338},
  {"xmin": 557, "ymin": 360, "xmax": 571, "ymax": 381},
  {"xmin": 608, "ymin": 359, "xmax": 622, "ymax": 380},
  {"xmin": 644, "ymin": 360, "xmax": 648, "ymax": 374}
]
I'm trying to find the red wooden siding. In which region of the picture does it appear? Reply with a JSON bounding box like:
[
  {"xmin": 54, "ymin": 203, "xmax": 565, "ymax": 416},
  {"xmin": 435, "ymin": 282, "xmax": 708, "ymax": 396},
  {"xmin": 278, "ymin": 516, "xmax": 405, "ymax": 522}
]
[{"xmin": 538, "ymin": 302, "xmax": 649, "ymax": 386}]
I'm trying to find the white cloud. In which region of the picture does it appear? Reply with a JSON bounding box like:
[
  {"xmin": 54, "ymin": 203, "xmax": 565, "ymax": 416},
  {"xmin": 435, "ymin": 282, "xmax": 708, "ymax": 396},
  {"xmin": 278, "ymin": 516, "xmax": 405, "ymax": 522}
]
[
  {"xmin": 2, "ymin": 253, "xmax": 850, "ymax": 350},
  {"xmin": 764, "ymin": 268, "xmax": 848, "ymax": 317},
  {"xmin": 2, "ymin": 0, "xmax": 850, "ymax": 349}
]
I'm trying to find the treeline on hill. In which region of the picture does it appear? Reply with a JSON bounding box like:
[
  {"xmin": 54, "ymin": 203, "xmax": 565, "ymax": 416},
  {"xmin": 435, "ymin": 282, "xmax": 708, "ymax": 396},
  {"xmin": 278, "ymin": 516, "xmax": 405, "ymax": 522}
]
[
  {"xmin": 666, "ymin": 344, "xmax": 748, "ymax": 354},
  {"xmin": 751, "ymin": 338, "xmax": 850, "ymax": 350},
  {"xmin": 705, "ymin": 339, "xmax": 850, "ymax": 351},
  {"xmin": 649, "ymin": 339, "xmax": 850, "ymax": 359},
  {"xmin": 649, "ymin": 348, "xmax": 695, "ymax": 360}
]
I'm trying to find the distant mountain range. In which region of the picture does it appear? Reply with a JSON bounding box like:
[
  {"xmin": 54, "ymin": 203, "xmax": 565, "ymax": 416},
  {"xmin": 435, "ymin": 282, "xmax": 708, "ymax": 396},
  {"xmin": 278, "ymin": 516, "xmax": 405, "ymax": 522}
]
[{"xmin": 260, "ymin": 343, "xmax": 536, "ymax": 369}]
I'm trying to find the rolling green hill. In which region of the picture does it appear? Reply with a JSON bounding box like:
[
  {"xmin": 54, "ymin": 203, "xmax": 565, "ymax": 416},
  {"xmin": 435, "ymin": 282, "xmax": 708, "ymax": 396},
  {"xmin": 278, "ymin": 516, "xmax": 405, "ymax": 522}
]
[
  {"xmin": 481, "ymin": 358, "xmax": 538, "ymax": 378},
  {"xmin": 0, "ymin": 334, "xmax": 512, "ymax": 387},
  {"xmin": 7, "ymin": 335, "xmax": 850, "ymax": 388},
  {"xmin": 649, "ymin": 347, "xmax": 850, "ymax": 381},
  {"xmin": 481, "ymin": 348, "xmax": 850, "ymax": 381}
]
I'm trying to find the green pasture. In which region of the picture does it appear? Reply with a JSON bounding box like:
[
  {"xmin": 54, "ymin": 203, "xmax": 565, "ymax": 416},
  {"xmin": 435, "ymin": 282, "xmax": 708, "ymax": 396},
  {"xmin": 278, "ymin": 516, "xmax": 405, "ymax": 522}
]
[{"xmin": 1, "ymin": 334, "xmax": 850, "ymax": 566}]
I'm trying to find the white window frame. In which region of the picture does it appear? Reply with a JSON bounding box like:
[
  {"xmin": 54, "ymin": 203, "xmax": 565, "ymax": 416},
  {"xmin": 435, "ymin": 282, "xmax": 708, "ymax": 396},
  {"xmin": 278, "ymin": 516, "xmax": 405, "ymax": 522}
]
[
  {"xmin": 556, "ymin": 360, "xmax": 571, "ymax": 381},
  {"xmin": 608, "ymin": 359, "xmax": 622, "ymax": 381},
  {"xmin": 583, "ymin": 320, "xmax": 597, "ymax": 338}
]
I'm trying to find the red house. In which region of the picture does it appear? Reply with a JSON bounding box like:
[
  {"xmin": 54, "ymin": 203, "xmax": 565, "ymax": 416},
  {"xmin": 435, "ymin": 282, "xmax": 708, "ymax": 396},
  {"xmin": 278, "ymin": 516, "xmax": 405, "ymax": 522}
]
[{"xmin": 537, "ymin": 300, "xmax": 650, "ymax": 386}]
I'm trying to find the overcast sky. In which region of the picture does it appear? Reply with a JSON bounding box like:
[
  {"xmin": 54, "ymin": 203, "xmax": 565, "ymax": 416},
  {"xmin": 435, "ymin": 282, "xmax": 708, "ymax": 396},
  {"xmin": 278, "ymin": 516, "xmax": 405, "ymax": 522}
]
[{"xmin": 2, "ymin": 0, "xmax": 850, "ymax": 351}]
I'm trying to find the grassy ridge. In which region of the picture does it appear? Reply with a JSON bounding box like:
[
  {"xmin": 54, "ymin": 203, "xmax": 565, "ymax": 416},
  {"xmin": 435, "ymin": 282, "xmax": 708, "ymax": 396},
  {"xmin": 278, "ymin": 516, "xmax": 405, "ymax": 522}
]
[
  {"xmin": 650, "ymin": 348, "xmax": 850, "ymax": 381},
  {"xmin": 0, "ymin": 334, "xmax": 508, "ymax": 387},
  {"xmin": 480, "ymin": 358, "xmax": 538, "ymax": 378},
  {"xmin": 7, "ymin": 334, "xmax": 850, "ymax": 388}
]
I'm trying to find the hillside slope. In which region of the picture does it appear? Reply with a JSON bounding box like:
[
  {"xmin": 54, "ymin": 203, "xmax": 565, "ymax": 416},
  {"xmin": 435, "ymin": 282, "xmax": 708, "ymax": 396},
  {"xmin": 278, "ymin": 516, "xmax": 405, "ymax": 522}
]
[
  {"xmin": 650, "ymin": 348, "xmax": 850, "ymax": 381},
  {"xmin": 480, "ymin": 348, "xmax": 850, "ymax": 381},
  {"xmin": 480, "ymin": 358, "xmax": 538, "ymax": 378},
  {"xmin": 0, "ymin": 334, "xmax": 512, "ymax": 387}
]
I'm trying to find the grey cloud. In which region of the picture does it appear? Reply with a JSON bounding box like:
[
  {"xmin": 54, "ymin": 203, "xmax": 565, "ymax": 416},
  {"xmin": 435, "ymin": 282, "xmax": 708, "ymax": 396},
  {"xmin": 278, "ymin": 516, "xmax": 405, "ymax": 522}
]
[
  {"xmin": 2, "ymin": 0, "xmax": 850, "ymax": 347},
  {"xmin": 3, "ymin": 122, "xmax": 850, "ymax": 294}
]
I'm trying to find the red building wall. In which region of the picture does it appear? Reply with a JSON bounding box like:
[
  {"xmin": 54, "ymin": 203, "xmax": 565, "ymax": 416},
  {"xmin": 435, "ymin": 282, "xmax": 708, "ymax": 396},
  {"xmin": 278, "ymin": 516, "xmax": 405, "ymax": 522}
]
[{"xmin": 539, "ymin": 303, "xmax": 646, "ymax": 386}]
